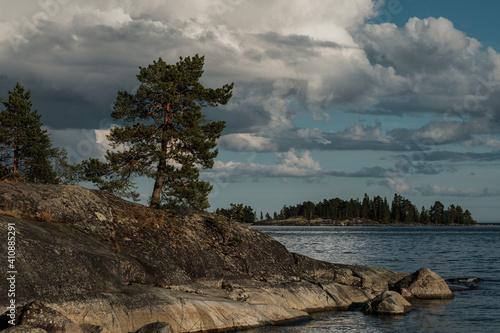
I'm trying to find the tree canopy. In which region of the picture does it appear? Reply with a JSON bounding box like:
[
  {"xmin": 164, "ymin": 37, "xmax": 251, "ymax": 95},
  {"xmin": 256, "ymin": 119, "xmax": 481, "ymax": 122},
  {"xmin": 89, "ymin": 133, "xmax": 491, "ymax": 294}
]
[
  {"xmin": 216, "ymin": 204, "xmax": 256, "ymax": 224},
  {"xmin": 271, "ymin": 193, "xmax": 477, "ymax": 225},
  {"xmin": 83, "ymin": 55, "xmax": 233, "ymax": 210},
  {"xmin": 0, "ymin": 82, "xmax": 68, "ymax": 184}
]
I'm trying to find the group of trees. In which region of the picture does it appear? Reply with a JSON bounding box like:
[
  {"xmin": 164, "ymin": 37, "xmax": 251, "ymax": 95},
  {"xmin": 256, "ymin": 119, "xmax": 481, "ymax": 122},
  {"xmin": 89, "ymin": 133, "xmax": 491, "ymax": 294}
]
[
  {"xmin": 0, "ymin": 55, "xmax": 233, "ymax": 211},
  {"xmin": 272, "ymin": 193, "xmax": 477, "ymax": 225},
  {"xmin": 215, "ymin": 204, "xmax": 256, "ymax": 223},
  {"xmin": 0, "ymin": 83, "xmax": 74, "ymax": 184}
]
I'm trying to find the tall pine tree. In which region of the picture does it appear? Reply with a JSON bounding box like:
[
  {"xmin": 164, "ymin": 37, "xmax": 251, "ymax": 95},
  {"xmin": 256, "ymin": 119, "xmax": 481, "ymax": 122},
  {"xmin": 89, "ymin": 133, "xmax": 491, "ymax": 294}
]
[
  {"xmin": 0, "ymin": 82, "xmax": 59, "ymax": 183},
  {"xmin": 87, "ymin": 55, "xmax": 233, "ymax": 210}
]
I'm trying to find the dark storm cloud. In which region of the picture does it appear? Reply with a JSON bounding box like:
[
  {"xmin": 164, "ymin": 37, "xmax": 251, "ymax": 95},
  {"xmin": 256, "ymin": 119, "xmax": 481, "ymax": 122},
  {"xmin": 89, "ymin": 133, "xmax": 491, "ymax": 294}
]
[
  {"xmin": 2, "ymin": 0, "xmax": 500, "ymax": 164},
  {"xmin": 0, "ymin": 12, "xmax": 237, "ymax": 130}
]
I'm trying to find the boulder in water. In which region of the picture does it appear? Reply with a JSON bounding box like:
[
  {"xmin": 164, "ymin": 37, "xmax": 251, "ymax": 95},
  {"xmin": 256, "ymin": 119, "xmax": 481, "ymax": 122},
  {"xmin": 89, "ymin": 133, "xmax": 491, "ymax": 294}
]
[
  {"xmin": 393, "ymin": 268, "xmax": 454, "ymax": 299},
  {"xmin": 363, "ymin": 291, "xmax": 412, "ymax": 315}
]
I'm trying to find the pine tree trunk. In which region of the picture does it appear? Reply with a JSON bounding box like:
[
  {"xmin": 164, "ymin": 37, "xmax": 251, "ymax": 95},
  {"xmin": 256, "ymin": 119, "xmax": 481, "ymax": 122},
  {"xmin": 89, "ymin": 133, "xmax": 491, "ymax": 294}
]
[
  {"xmin": 150, "ymin": 172, "xmax": 163, "ymax": 209},
  {"xmin": 150, "ymin": 133, "xmax": 168, "ymax": 209},
  {"xmin": 13, "ymin": 143, "xmax": 19, "ymax": 178}
]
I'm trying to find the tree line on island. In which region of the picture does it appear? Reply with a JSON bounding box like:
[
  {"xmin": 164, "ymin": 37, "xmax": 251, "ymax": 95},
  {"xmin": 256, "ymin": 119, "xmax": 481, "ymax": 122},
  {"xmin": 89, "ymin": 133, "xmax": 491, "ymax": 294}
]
[
  {"xmin": 267, "ymin": 193, "xmax": 477, "ymax": 225},
  {"xmin": 215, "ymin": 192, "xmax": 477, "ymax": 225}
]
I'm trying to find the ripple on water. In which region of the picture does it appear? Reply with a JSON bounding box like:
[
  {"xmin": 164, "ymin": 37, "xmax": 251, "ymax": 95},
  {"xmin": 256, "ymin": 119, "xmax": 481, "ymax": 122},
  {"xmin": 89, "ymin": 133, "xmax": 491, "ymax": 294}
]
[{"xmin": 252, "ymin": 225, "xmax": 500, "ymax": 333}]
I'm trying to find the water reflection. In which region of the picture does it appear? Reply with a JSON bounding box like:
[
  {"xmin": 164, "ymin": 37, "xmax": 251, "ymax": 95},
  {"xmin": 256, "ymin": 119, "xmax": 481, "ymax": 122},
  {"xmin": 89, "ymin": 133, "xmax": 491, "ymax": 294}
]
[
  {"xmin": 251, "ymin": 226, "xmax": 500, "ymax": 333},
  {"xmin": 412, "ymin": 298, "xmax": 453, "ymax": 312}
]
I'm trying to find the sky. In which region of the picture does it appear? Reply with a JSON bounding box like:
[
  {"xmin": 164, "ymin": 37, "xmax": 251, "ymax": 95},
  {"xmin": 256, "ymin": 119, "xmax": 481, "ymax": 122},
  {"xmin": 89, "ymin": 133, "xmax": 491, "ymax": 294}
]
[{"xmin": 1, "ymin": 0, "xmax": 500, "ymax": 221}]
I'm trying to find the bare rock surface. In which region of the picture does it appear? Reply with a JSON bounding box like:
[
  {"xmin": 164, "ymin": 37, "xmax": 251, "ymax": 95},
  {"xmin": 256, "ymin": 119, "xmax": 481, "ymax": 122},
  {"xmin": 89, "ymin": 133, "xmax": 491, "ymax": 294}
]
[
  {"xmin": 1, "ymin": 326, "xmax": 48, "ymax": 333},
  {"xmin": 12, "ymin": 302, "xmax": 82, "ymax": 333},
  {"xmin": 0, "ymin": 183, "xmax": 450, "ymax": 332},
  {"xmin": 79, "ymin": 323, "xmax": 109, "ymax": 333},
  {"xmin": 392, "ymin": 268, "xmax": 454, "ymax": 299},
  {"xmin": 363, "ymin": 291, "xmax": 413, "ymax": 315},
  {"xmin": 134, "ymin": 322, "xmax": 173, "ymax": 333}
]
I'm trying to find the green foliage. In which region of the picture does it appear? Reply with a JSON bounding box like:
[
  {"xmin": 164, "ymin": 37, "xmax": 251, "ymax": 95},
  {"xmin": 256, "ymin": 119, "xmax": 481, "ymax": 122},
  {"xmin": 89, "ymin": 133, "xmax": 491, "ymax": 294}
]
[
  {"xmin": 83, "ymin": 55, "xmax": 233, "ymax": 210},
  {"xmin": 226, "ymin": 236, "xmax": 244, "ymax": 247},
  {"xmin": 206, "ymin": 216, "xmax": 227, "ymax": 235},
  {"xmin": 0, "ymin": 83, "xmax": 73, "ymax": 184},
  {"xmin": 274, "ymin": 193, "xmax": 477, "ymax": 225},
  {"xmin": 216, "ymin": 204, "xmax": 256, "ymax": 223},
  {"xmin": 79, "ymin": 157, "xmax": 140, "ymax": 201}
]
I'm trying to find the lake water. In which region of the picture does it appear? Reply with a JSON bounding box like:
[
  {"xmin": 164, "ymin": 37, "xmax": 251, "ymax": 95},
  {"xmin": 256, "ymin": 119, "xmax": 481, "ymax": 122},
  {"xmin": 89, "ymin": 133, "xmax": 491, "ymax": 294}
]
[{"xmin": 251, "ymin": 225, "xmax": 500, "ymax": 333}]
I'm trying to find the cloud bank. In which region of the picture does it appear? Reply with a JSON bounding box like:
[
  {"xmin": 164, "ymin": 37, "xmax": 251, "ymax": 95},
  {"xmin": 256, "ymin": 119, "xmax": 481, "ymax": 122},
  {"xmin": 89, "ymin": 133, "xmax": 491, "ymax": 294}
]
[{"xmin": 1, "ymin": 0, "xmax": 499, "ymax": 202}]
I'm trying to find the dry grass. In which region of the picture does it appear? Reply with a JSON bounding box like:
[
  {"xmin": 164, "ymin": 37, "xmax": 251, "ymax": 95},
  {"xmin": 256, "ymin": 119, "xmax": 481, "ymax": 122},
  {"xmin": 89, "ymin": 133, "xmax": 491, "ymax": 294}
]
[
  {"xmin": 0, "ymin": 207, "xmax": 22, "ymax": 219},
  {"xmin": 311, "ymin": 268, "xmax": 335, "ymax": 281},
  {"xmin": 0, "ymin": 204, "xmax": 54, "ymax": 223},
  {"xmin": 111, "ymin": 238, "xmax": 121, "ymax": 252},
  {"xmin": 38, "ymin": 210, "xmax": 52, "ymax": 222},
  {"xmin": 112, "ymin": 206, "xmax": 171, "ymax": 229}
]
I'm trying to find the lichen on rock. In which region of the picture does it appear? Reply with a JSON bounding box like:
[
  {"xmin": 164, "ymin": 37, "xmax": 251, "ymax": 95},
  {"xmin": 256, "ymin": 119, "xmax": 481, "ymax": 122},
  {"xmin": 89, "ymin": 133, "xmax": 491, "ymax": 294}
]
[{"xmin": 0, "ymin": 183, "xmax": 453, "ymax": 332}]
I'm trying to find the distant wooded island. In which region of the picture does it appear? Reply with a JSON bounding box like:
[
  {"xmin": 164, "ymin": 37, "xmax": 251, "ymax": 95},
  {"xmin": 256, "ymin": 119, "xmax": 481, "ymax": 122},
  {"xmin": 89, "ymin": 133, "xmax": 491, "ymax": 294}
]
[{"xmin": 218, "ymin": 193, "xmax": 477, "ymax": 226}]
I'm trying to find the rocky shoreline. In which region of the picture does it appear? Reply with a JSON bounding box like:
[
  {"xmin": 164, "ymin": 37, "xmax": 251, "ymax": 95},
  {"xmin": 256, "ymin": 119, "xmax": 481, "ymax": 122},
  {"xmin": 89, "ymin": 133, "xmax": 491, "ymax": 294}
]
[
  {"xmin": 253, "ymin": 217, "xmax": 382, "ymax": 226},
  {"xmin": 254, "ymin": 217, "xmax": 481, "ymax": 226},
  {"xmin": 0, "ymin": 183, "xmax": 454, "ymax": 333}
]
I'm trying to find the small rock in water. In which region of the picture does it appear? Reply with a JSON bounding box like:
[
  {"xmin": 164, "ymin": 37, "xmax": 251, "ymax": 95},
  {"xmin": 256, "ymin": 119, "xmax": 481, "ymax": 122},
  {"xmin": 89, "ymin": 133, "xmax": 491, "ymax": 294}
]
[
  {"xmin": 363, "ymin": 291, "xmax": 413, "ymax": 315},
  {"xmin": 446, "ymin": 277, "xmax": 481, "ymax": 284},
  {"xmin": 393, "ymin": 268, "xmax": 454, "ymax": 299},
  {"xmin": 446, "ymin": 277, "xmax": 481, "ymax": 292}
]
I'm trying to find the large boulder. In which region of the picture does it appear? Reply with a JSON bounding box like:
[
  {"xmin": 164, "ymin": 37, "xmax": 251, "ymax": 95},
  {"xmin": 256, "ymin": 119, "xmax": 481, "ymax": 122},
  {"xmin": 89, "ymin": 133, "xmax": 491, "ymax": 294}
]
[
  {"xmin": 363, "ymin": 291, "xmax": 412, "ymax": 315},
  {"xmin": 393, "ymin": 268, "xmax": 454, "ymax": 299}
]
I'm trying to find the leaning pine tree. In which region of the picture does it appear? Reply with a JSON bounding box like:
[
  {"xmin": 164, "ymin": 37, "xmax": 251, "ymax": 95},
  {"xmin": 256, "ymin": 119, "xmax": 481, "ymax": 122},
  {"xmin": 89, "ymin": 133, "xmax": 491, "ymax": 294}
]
[{"xmin": 91, "ymin": 55, "xmax": 233, "ymax": 210}]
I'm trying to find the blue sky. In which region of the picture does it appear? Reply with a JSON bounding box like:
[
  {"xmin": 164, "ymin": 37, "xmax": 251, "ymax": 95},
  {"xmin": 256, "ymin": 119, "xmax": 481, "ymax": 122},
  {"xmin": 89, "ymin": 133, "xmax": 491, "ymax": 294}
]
[{"xmin": 1, "ymin": 0, "xmax": 500, "ymax": 221}]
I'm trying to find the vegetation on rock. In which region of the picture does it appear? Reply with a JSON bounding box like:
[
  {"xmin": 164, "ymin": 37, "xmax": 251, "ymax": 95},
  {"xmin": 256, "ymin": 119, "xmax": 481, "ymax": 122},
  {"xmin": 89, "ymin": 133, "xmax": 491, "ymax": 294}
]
[
  {"xmin": 216, "ymin": 204, "xmax": 256, "ymax": 223},
  {"xmin": 0, "ymin": 83, "xmax": 74, "ymax": 184},
  {"xmin": 80, "ymin": 55, "xmax": 233, "ymax": 210}
]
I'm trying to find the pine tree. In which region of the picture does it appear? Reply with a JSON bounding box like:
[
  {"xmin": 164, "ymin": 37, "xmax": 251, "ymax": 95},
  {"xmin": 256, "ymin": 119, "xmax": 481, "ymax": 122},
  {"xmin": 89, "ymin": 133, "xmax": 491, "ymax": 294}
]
[
  {"xmin": 85, "ymin": 55, "xmax": 233, "ymax": 210},
  {"xmin": 430, "ymin": 201, "xmax": 446, "ymax": 224},
  {"xmin": 419, "ymin": 206, "xmax": 431, "ymax": 224},
  {"xmin": 0, "ymin": 83, "xmax": 60, "ymax": 183},
  {"xmin": 381, "ymin": 197, "xmax": 391, "ymax": 223}
]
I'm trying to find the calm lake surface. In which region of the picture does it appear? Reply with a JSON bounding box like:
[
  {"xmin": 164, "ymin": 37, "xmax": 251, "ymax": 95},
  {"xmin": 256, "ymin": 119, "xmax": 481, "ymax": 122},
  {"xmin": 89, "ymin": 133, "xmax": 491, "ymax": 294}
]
[{"xmin": 251, "ymin": 225, "xmax": 500, "ymax": 333}]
